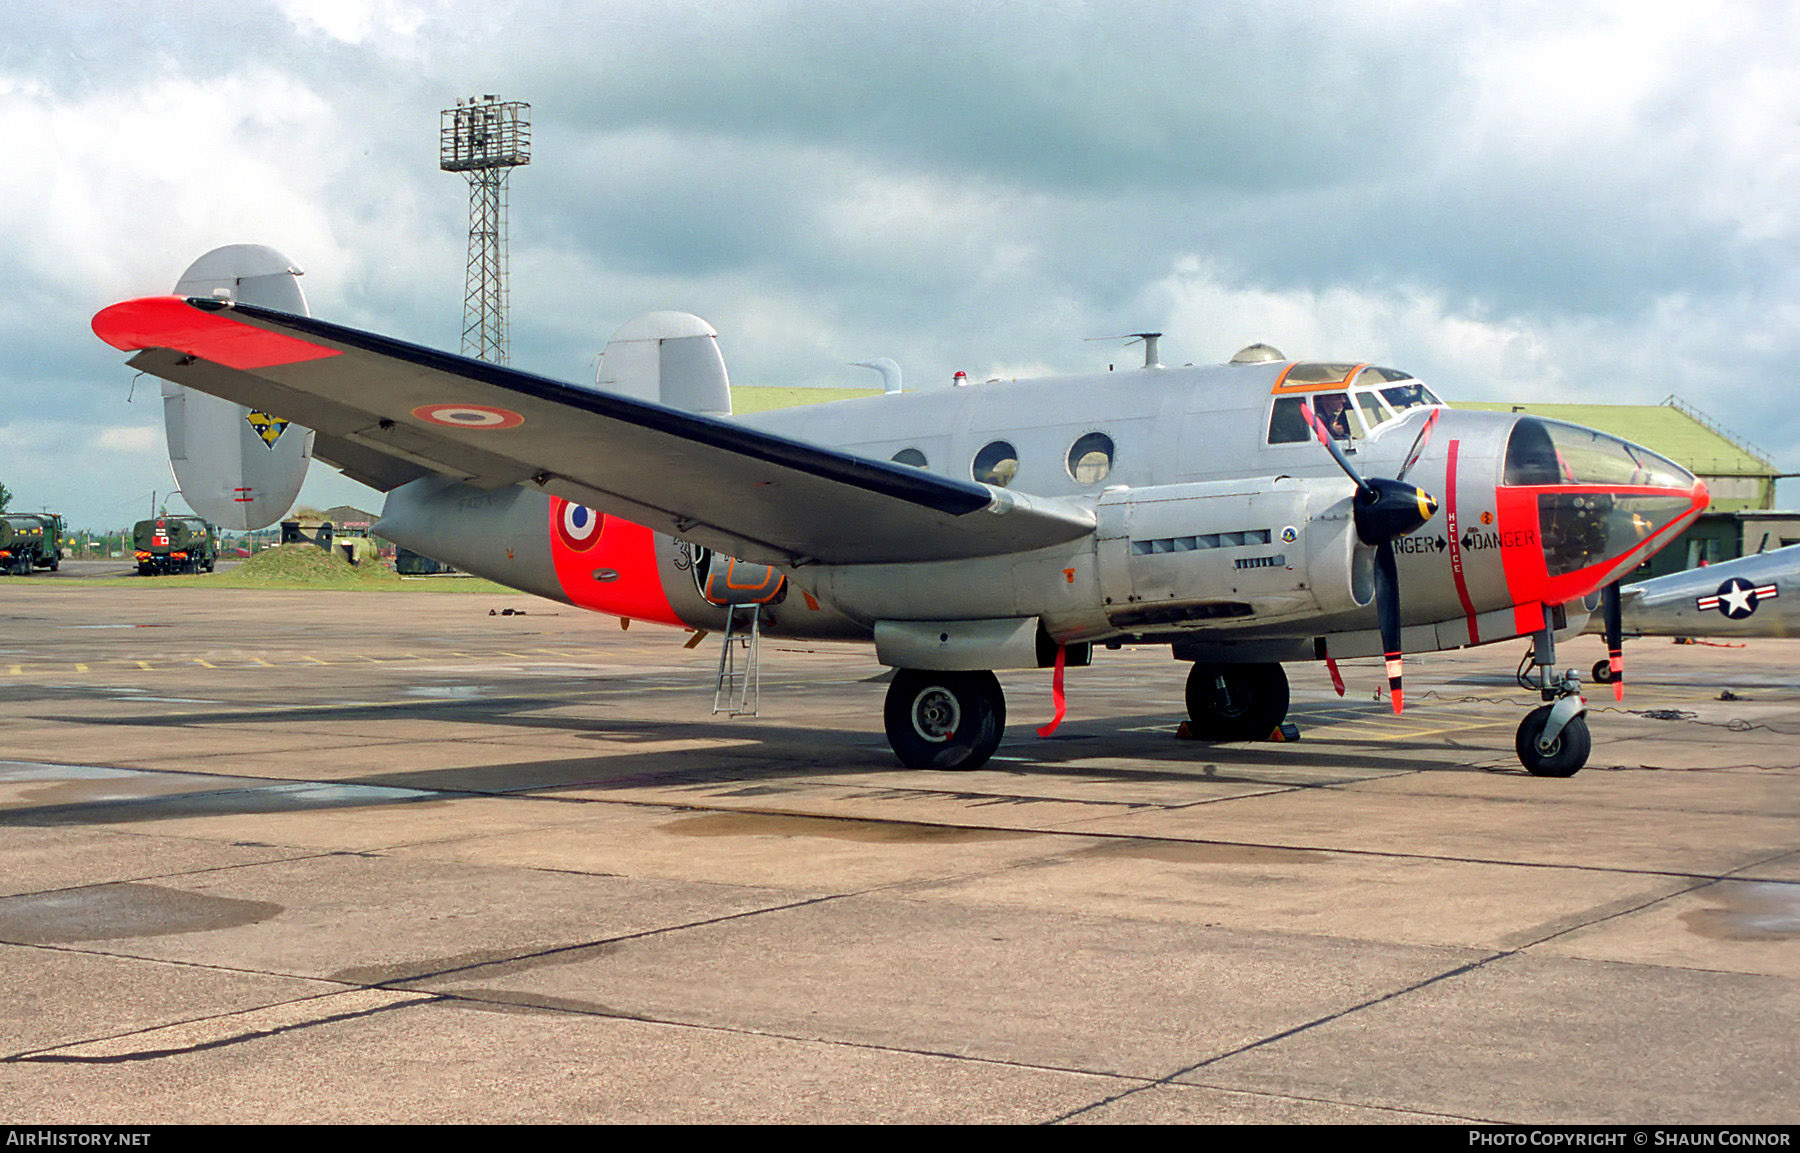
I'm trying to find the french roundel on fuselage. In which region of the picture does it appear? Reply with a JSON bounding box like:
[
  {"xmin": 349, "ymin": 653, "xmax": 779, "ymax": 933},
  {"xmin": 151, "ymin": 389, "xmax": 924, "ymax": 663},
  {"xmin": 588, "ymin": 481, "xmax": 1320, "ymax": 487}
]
[{"xmin": 556, "ymin": 501, "xmax": 604, "ymax": 552}]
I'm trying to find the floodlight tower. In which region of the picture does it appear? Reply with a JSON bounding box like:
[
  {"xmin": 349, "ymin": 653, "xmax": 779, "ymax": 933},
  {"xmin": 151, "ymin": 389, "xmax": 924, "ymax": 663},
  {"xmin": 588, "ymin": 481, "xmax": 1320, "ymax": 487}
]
[{"xmin": 440, "ymin": 95, "xmax": 531, "ymax": 364}]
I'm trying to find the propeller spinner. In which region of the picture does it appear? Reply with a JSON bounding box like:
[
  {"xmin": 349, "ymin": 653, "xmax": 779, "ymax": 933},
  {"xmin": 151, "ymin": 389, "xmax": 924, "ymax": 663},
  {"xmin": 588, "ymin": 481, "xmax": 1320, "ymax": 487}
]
[{"xmin": 1303, "ymin": 405, "xmax": 1441, "ymax": 713}]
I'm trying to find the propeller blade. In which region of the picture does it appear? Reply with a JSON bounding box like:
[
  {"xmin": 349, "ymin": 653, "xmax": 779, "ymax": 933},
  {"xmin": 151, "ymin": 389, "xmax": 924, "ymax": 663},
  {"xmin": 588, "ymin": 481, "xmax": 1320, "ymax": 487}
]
[
  {"xmin": 1375, "ymin": 542, "xmax": 1404, "ymax": 714},
  {"xmin": 1302, "ymin": 396, "xmax": 1439, "ymax": 718},
  {"xmin": 1602, "ymin": 580, "xmax": 1624, "ymax": 701},
  {"xmin": 1300, "ymin": 400, "xmax": 1437, "ymax": 543},
  {"xmin": 1396, "ymin": 407, "xmax": 1442, "ymax": 483},
  {"xmin": 1300, "ymin": 401, "xmax": 1374, "ymax": 497}
]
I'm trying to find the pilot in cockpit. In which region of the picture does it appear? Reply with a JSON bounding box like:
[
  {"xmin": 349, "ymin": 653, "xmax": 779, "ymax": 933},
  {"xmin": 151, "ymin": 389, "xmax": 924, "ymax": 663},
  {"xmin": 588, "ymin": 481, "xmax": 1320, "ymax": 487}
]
[{"xmin": 1314, "ymin": 393, "xmax": 1353, "ymax": 440}]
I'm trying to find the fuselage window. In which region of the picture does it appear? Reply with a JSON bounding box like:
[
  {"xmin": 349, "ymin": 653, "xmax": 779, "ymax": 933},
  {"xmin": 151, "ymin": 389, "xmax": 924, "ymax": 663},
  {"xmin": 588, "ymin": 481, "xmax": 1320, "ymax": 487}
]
[
  {"xmin": 892, "ymin": 448, "xmax": 928, "ymax": 468},
  {"xmin": 972, "ymin": 440, "xmax": 1020, "ymax": 487},
  {"xmin": 1066, "ymin": 432, "xmax": 1114, "ymax": 484}
]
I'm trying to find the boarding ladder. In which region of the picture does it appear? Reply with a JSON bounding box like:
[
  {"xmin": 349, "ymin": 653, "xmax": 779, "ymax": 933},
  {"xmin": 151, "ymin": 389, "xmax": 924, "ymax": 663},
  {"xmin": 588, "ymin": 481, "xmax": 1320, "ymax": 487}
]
[{"xmin": 713, "ymin": 604, "xmax": 762, "ymax": 716}]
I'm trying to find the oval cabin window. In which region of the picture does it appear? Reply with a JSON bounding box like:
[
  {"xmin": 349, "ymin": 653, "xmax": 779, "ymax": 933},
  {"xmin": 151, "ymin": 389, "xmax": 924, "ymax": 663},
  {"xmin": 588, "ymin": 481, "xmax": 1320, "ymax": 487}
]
[
  {"xmin": 972, "ymin": 441, "xmax": 1020, "ymax": 487},
  {"xmin": 1066, "ymin": 432, "xmax": 1114, "ymax": 484}
]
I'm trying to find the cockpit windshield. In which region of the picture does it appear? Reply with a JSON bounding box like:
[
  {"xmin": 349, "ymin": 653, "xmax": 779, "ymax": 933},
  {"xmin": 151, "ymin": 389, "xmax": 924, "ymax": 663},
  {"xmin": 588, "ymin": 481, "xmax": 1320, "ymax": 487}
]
[
  {"xmin": 1378, "ymin": 382, "xmax": 1440, "ymax": 412},
  {"xmin": 1266, "ymin": 366, "xmax": 1443, "ymax": 446}
]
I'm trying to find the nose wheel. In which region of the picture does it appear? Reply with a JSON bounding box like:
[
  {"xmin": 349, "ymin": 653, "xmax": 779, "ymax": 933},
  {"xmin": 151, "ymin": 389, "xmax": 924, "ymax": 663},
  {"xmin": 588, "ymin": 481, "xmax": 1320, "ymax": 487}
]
[{"xmin": 1516, "ymin": 703, "xmax": 1590, "ymax": 777}]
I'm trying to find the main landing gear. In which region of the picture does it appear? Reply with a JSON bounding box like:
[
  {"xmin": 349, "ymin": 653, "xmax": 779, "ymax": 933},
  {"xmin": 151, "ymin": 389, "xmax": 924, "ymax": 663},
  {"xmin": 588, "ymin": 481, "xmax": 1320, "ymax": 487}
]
[
  {"xmin": 878, "ymin": 660, "xmax": 1300, "ymax": 771},
  {"xmin": 1516, "ymin": 623, "xmax": 1590, "ymax": 778},
  {"xmin": 1184, "ymin": 662, "xmax": 1290, "ymax": 741},
  {"xmin": 883, "ymin": 669, "xmax": 1006, "ymax": 771}
]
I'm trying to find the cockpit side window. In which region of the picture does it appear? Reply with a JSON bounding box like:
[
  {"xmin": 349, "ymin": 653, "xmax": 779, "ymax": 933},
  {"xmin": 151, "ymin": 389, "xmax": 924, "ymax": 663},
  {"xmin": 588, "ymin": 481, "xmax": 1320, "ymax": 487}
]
[
  {"xmin": 1268, "ymin": 396, "xmax": 1311, "ymax": 444},
  {"xmin": 1313, "ymin": 391, "xmax": 1363, "ymax": 440},
  {"xmin": 1355, "ymin": 390, "xmax": 1391, "ymax": 430}
]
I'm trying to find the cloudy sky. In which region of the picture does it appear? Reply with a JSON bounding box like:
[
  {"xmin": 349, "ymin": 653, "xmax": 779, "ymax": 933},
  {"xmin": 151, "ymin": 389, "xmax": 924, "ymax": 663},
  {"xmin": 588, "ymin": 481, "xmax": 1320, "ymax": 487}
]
[{"xmin": 4, "ymin": 0, "xmax": 1797, "ymax": 529}]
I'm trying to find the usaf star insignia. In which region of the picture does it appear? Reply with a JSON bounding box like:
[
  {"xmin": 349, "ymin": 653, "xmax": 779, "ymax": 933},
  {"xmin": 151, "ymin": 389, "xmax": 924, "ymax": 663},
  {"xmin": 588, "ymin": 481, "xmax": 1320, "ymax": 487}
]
[
  {"xmin": 1696, "ymin": 576, "xmax": 1779, "ymax": 620},
  {"xmin": 246, "ymin": 411, "xmax": 290, "ymax": 449}
]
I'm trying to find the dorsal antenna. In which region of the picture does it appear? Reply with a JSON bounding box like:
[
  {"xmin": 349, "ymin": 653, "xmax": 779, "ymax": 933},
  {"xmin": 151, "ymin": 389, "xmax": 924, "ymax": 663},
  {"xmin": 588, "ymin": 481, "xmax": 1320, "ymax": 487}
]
[{"xmin": 1086, "ymin": 332, "xmax": 1163, "ymax": 369}]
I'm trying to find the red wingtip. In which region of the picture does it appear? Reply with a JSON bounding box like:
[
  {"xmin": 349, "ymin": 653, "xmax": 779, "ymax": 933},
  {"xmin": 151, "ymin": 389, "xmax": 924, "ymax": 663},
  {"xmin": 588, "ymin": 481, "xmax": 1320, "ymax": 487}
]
[{"xmin": 92, "ymin": 296, "xmax": 339, "ymax": 370}]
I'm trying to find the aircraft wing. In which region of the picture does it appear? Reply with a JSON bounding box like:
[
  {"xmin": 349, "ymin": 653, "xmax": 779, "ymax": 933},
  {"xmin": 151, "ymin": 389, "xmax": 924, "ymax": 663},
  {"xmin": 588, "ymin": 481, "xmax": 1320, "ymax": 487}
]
[{"xmin": 93, "ymin": 296, "xmax": 1095, "ymax": 566}]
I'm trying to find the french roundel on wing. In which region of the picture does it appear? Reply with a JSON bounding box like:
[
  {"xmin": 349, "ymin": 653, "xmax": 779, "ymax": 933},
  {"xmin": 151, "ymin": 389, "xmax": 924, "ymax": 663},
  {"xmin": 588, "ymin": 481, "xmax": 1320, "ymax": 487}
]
[{"xmin": 555, "ymin": 499, "xmax": 605, "ymax": 552}]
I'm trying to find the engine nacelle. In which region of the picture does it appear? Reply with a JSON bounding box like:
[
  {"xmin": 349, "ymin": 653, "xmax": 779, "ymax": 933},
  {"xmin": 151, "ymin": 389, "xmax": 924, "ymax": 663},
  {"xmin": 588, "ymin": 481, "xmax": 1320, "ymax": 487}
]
[{"xmin": 1094, "ymin": 477, "xmax": 1369, "ymax": 631}]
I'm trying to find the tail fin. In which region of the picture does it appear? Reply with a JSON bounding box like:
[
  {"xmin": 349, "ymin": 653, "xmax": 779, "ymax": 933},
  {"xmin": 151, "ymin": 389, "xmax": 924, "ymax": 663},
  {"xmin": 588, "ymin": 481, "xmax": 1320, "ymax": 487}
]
[
  {"xmin": 594, "ymin": 311, "xmax": 732, "ymax": 417},
  {"xmin": 162, "ymin": 245, "xmax": 314, "ymax": 530}
]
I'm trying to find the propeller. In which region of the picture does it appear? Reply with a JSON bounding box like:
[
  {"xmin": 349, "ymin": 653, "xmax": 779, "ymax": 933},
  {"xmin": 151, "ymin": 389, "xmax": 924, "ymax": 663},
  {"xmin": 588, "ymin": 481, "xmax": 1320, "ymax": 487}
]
[
  {"xmin": 1303, "ymin": 404, "xmax": 1441, "ymax": 713},
  {"xmin": 1602, "ymin": 580, "xmax": 1624, "ymax": 700}
]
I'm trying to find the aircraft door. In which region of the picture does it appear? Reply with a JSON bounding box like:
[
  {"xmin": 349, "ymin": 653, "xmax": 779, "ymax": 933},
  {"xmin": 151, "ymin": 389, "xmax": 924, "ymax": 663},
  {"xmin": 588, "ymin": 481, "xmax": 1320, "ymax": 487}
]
[{"xmin": 690, "ymin": 546, "xmax": 787, "ymax": 606}]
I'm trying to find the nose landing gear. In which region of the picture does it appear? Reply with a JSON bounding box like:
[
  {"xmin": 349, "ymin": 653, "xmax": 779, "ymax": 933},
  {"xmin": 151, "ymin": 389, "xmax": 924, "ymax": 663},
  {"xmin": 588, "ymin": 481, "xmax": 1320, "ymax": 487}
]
[{"xmin": 1516, "ymin": 624, "xmax": 1590, "ymax": 777}]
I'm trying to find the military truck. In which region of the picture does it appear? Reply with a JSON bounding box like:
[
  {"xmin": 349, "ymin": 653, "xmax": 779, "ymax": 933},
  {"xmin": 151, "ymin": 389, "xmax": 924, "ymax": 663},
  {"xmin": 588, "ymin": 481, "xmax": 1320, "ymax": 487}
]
[
  {"xmin": 0, "ymin": 513, "xmax": 61, "ymax": 575},
  {"xmin": 132, "ymin": 516, "xmax": 217, "ymax": 575}
]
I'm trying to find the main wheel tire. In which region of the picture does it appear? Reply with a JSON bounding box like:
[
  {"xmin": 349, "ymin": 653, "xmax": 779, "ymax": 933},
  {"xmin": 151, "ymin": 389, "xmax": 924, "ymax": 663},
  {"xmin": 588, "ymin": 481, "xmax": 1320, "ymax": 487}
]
[
  {"xmin": 1516, "ymin": 705, "xmax": 1590, "ymax": 777},
  {"xmin": 884, "ymin": 669, "xmax": 1006, "ymax": 771},
  {"xmin": 1184, "ymin": 662, "xmax": 1290, "ymax": 741},
  {"xmin": 1591, "ymin": 659, "xmax": 1615, "ymax": 684}
]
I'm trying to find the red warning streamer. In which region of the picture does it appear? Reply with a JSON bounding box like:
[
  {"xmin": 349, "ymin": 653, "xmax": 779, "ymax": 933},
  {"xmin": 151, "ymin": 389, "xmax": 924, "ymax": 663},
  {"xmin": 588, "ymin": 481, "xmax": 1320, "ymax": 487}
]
[{"xmin": 1037, "ymin": 645, "xmax": 1067, "ymax": 737}]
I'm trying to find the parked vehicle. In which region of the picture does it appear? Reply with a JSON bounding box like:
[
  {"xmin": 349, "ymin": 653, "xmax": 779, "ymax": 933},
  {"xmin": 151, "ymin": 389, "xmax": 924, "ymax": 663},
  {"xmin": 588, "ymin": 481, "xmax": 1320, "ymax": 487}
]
[
  {"xmin": 0, "ymin": 513, "xmax": 62, "ymax": 575},
  {"xmin": 132, "ymin": 516, "xmax": 218, "ymax": 575}
]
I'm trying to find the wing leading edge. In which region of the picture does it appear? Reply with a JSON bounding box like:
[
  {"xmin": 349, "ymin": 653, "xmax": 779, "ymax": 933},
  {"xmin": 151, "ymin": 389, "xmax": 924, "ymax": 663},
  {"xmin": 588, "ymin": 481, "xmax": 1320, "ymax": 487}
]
[{"xmin": 93, "ymin": 296, "xmax": 1096, "ymax": 566}]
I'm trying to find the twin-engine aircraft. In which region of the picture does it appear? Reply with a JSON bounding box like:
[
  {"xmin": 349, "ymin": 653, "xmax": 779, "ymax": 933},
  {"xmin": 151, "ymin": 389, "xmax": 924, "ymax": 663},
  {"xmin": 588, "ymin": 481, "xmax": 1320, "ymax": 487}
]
[{"xmin": 92, "ymin": 246, "xmax": 1709, "ymax": 777}]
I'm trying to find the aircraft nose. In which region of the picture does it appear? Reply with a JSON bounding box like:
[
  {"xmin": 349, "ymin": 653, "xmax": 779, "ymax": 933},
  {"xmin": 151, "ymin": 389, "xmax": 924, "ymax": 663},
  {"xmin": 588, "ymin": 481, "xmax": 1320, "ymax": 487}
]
[{"xmin": 1502, "ymin": 417, "xmax": 1710, "ymax": 587}]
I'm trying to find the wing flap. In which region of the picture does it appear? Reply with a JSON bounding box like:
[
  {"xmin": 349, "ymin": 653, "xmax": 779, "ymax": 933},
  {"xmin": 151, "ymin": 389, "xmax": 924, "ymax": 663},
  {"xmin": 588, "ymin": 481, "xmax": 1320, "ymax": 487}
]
[{"xmin": 95, "ymin": 297, "xmax": 1097, "ymax": 565}]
